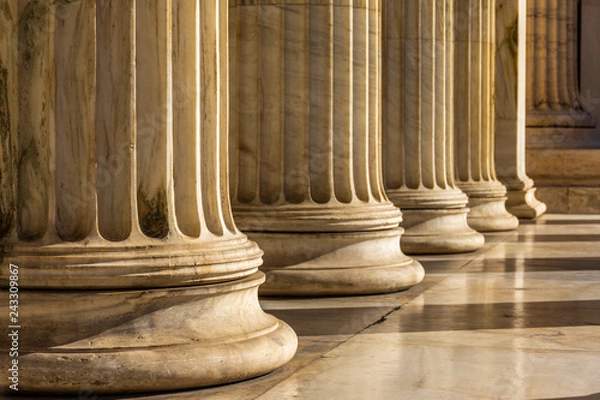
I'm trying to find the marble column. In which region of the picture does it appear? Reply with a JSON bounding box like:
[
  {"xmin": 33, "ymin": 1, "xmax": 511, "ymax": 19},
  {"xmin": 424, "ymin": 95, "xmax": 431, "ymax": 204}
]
[
  {"xmin": 229, "ymin": 0, "xmax": 424, "ymax": 295},
  {"xmin": 382, "ymin": 0, "xmax": 485, "ymax": 254},
  {"xmin": 0, "ymin": 0, "xmax": 296, "ymax": 393},
  {"xmin": 495, "ymin": 0, "xmax": 547, "ymax": 218},
  {"xmin": 454, "ymin": 0, "xmax": 519, "ymax": 232},
  {"xmin": 526, "ymin": 0, "xmax": 597, "ymax": 145},
  {"xmin": 0, "ymin": 1, "xmax": 16, "ymax": 241}
]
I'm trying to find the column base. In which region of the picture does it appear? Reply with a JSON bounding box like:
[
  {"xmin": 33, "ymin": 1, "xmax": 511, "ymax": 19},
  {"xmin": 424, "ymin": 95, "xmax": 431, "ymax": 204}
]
[
  {"xmin": 505, "ymin": 187, "xmax": 547, "ymax": 219},
  {"xmin": 467, "ymin": 196, "xmax": 519, "ymax": 232},
  {"xmin": 458, "ymin": 181, "xmax": 519, "ymax": 232},
  {"xmin": 0, "ymin": 272, "xmax": 297, "ymax": 394},
  {"xmin": 247, "ymin": 228, "xmax": 424, "ymax": 296},
  {"xmin": 0, "ymin": 235, "xmax": 263, "ymax": 289},
  {"xmin": 400, "ymin": 208, "xmax": 485, "ymax": 254}
]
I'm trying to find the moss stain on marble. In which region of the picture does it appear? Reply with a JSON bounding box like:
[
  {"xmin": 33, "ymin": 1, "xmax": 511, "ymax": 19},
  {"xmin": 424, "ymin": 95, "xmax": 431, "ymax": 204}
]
[
  {"xmin": 18, "ymin": 0, "xmax": 49, "ymax": 60},
  {"xmin": 137, "ymin": 187, "xmax": 169, "ymax": 239},
  {"xmin": 0, "ymin": 0, "xmax": 12, "ymax": 21}
]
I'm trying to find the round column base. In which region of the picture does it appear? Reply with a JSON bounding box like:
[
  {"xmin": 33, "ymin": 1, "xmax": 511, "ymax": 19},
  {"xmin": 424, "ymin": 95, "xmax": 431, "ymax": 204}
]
[
  {"xmin": 400, "ymin": 208, "xmax": 485, "ymax": 254},
  {"xmin": 0, "ymin": 272, "xmax": 297, "ymax": 394},
  {"xmin": 505, "ymin": 188, "xmax": 547, "ymax": 219},
  {"xmin": 247, "ymin": 228, "xmax": 424, "ymax": 296},
  {"xmin": 467, "ymin": 196, "xmax": 520, "ymax": 232}
]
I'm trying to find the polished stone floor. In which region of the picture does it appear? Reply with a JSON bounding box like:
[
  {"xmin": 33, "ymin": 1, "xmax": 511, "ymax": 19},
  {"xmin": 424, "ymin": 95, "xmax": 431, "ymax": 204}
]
[{"xmin": 17, "ymin": 214, "xmax": 600, "ymax": 399}]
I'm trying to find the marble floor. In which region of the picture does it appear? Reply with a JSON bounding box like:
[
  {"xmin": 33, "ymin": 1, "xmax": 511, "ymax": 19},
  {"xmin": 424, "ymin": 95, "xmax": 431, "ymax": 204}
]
[{"xmin": 15, "ymin": 214, "xmax": 600, "ymax": 400}]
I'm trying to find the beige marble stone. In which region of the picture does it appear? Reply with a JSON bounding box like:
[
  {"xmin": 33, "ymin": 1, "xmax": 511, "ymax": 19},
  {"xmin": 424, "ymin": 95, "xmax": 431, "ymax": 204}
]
[
  {"xmin": 454, "ymin": 0, "xmax": 519, "ymax": 232},
  {"xmin": 534, "ymin": 186, "xmax": 600, "ymax": 214},
  {"xmin": 4, "ymin": 273, "xmax": 297, "ymax": 393},
  {"xmin": 382, "ymin": 0, "xmax": 485, "ymax": 254},
  {"xmin": 494, "ymin": 0, "xmax": 547, "ymax": 219},
  {"xmin": 527, "ymin": 149, "xmax": 600, "ymax": 186},
  {"xmin": 581, "ymin": 0, "xmax": 600, "ymax": 134},
  {"xmin": 525, "ymin": 0, "xmax": 600, "ymax": 214},
  {"xmin": 0, "ymin": 0, "xmax": 16, "ymax": 239},
  {"xmin": 526, "ymin": 0, "xmax": 597, "ymax": 135},
  {"xmin": 228, "ymin": 0, "xmax": 424, "ymax": 295},
  {"xmin": 107, "ymin": 214, "xmax": 600, "ymax": 400},
  {"xmin": 9, "ymin": 214, "xmax": 600, "ymax": 399},
  {"xmin": 0, "ymin": 0, "xmax": 296, "ymax": 393},
  {"xmin": 568, "ymin": 188, "xmax": 600, "ymax": 214}
]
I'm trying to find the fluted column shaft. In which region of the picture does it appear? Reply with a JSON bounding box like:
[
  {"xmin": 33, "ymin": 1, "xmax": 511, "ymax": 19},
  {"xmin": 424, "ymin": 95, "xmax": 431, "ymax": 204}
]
[
  {"xmin": 7, "ymin": 1, "xmax": 253, "ymax": 285},
  {"xmin": 526, "ymin": 0, "xmax": 596, "ymax": 130},
  {"xmin": 495, "ymin": 0, "xmax": 547, "ymax": 218},
  {"xmin": 454, "ymin": 0, "xmax": 519, "ymax": 232},
  {"xmin": 230, "ymin": 0, "xmax": 423, "ymax": 295},
  {"xmin": 0, "ymin": 0, "xmax": 16, "ymax": 241},
  {"xmin": 383, "ymin": 0, "xmax": 484, "ymax": 254},
  {"xmin": 0, "ymin": 0, "xmax": 296, "ymax": 393}
]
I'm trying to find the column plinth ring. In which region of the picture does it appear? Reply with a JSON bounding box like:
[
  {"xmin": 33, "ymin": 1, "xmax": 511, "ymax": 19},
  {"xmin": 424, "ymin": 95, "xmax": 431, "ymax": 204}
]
[{"xmin": 9, "ymin": 272, "xmax": 297, "ymax": 394}]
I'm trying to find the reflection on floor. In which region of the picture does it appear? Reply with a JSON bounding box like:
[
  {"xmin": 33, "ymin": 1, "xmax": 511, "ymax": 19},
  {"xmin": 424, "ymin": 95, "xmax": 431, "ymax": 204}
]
[{"xmin": 23, "ymin": 215, "xmax": 600, "ymax": 399}]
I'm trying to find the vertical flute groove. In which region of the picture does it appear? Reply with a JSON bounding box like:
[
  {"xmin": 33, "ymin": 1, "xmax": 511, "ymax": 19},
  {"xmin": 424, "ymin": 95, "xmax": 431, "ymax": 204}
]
[
  {"xmin": 218, "ymin": 0, "xmax": 238, "ymax": 235},
  {"xmin": 199, "ymin": 0, "xmax": 226, "ymax": 236},
  {"xmin": 259, "ymin": 4, "xmax": 285, "ymax": 205},
  {"xmin": 96, "ymin": 0, "xmax": 135, "ymax": 241},
  {"xmin": 368, "ymin": 0, "xmax": 383, "ymax": 201},
  {"xmin": 333, "ymin": 2, "xmax": 354, "ymax": 204},
  {"xmin": 135, "ymin": 1, "xmax": 171, "ymax": 239},
  {"xmin": 172, "ymin": 0, "xmax": 201, "ymax": 238},
  {"xmin": 309, "ymin": 3, "xmax": 334, "ymax": 204},
  {"xmin": 17, "ymin": 0, "xmax": 55, "ymax": 241},
  {"xmin": 236, "ymin": 5, "xmax": 260, "ymax": 204},
  {"xmin": 565, "ymin": 1, "xmax": 579, "ymax": 107},
  {"xmin": 533, "ymin": 0, "xmax": 547, "ymax": 110},
  {"xmin": 441, "ymin": 0, "xmax": 455, "ymax": 189},
  {"xmin": 352, "ymin": 2, "xmax": 370, "ymax": 201},
  {"xmin": 382, "ymin": 1, "xmax": 404, "ymax": 191},
  {"xmin": 547, "ymin": 0, "xmax": 560, "ymax": 110},
  {"xmin": 283, "ymin": 4, "xmax": 310, "ymax": 204},
  {"xmin": 55, "ymin": 0, "xmax": 97, "ymax": 242}
]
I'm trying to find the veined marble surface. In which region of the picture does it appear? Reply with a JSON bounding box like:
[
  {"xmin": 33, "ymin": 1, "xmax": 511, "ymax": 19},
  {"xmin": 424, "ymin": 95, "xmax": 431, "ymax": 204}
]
[{"xmin": 17, "ymin": 214, "xmax": 599, "ymax": 399}]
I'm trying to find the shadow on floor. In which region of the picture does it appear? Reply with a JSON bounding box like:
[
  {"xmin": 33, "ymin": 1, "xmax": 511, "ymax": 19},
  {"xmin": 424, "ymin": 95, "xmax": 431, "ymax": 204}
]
[
  {"xmin": 267, "ymin": 300, "xmax": 600, "ymax": 336},
  {"xmin": 464, "ymin": 257, "xmax": 600, "ymax": 273}
]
